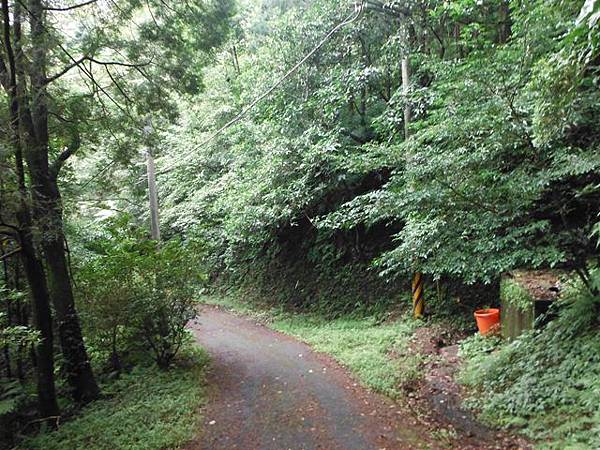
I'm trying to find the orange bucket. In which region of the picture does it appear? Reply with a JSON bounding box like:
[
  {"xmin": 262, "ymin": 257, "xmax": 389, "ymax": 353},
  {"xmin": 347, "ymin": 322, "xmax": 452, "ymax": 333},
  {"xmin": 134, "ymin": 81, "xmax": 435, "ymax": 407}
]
[{"xmin": 474, "ymin": 308, "xmax": 500, "ymax": 335}]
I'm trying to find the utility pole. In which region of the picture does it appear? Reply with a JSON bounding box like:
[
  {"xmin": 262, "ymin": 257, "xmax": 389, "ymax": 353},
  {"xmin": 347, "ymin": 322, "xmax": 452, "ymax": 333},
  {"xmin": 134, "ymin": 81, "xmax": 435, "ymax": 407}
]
[
  {"xmin": 144, "ymin": 119, "xmax": 160, "ymax": 241},
  {"xmin": 402, "ymin": 56, "xmax": 411, "ymax": 137},
  {"xmin": 401, "ymin": 30, "xmax": 424, "ymax": 319},
  {"xmin": 146, "ymin": 149, "xmax": 161, "ymax": 241}
]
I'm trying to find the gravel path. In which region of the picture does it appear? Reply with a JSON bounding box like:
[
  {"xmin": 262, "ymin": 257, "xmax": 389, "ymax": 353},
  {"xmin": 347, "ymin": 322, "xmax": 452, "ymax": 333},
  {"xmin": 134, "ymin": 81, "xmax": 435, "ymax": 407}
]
[{"xmin": 186, "ymin": 305, "xmax": 435, "ymax": 450}]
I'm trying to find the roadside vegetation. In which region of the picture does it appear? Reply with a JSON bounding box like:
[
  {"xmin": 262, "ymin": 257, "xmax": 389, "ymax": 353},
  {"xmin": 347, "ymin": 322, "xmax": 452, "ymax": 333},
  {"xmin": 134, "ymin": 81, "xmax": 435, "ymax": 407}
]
[
  {"xmin": 22, "ymin": 347, "xmax": 209, "ymax": 450},
  {"xmin": 1, "ymin": 216, "xmax": 208, "ymax": 448},
  {"xmin": 208, "ymin": 270, "xmax": 600, "ymax": 449},
  {"xmin": 1, "ymin": 0, "xmax": 231, "ymax": 448},
  {"xmin": 459, "ymin": 273, "xmax": 600, "ymax": 449}
]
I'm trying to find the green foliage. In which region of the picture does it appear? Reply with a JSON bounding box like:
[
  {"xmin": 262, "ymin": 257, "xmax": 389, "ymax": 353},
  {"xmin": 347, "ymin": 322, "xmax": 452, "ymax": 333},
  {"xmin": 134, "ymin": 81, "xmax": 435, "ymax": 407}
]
[
  {"xmin": 154, "ymin": 0, "xmax": 599, "ymax": 304},
  {"xmin": 160, "ymin": 0, "xmax": 397, "ymax": 253},
  {"xmin": 459, "ymin": 273, "xmax": 600, "ymax": 448},
  {"xmin": 500, "ymin": 278, "xmax": 533, "ymax": 312},
  {"xmin": 0, "ymin": 379, "xmax": 28, "ymax": 417},
  {"xmin": 458, "ymin": 333, "xmax": 502, "ymax": 362},
  {"xmin": 77, "ymin": 215, "xmax": 206, "ymax": 369},
  {"xmin": 0, "ymin": 286, "xmax": 34, "ymax": 346},
  {"xmin": 22, "ymin": 347, "xmax": 210, "ymax": 450},
  {"xmin": 30, "ymin": 0, "xmax": 599, "ymax": 443},
  {"xmin": 0, "ymin": 315, "xmax": 39, "ymax": 351}
]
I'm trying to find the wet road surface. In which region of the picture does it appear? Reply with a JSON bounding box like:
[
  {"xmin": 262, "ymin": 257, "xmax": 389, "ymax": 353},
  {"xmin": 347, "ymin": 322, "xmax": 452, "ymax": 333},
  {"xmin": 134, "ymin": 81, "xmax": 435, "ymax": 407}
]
[{"xmin": 186, "ymin": 305, "xmax": 434, "ymax": 450}]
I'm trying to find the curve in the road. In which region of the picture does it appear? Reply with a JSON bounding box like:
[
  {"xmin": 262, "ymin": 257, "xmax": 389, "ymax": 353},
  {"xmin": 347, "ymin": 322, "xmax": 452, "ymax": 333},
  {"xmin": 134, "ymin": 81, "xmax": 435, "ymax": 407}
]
[{"xmin": 186, "ymin": 305, "xmax": 434, "ymax": 450}]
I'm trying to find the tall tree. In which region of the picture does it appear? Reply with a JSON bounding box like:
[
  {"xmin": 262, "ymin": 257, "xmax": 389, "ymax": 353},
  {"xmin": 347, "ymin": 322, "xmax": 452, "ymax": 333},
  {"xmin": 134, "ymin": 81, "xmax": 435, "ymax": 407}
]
[
  {"xmin": 16, "ymin": 0, "xmax": 99, "ymax": 403},
  {"xmin": 0, "ymin": 0, "xmax": 60, "ymax": 420}
]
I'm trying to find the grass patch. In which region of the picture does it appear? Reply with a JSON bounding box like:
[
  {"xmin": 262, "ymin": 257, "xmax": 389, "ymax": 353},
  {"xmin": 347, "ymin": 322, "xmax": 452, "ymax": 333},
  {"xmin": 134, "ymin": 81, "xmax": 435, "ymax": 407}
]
[
  {"xmin": 204, "ymin": 294, "xmax": 423, "ymax": 398},
  {"xmin": 22, "ymin": 347, "xmax": 209, "ymax": 450},
  {"xmin": 272, "ymin": 314, "xmax": 422, "ymax": 397}
]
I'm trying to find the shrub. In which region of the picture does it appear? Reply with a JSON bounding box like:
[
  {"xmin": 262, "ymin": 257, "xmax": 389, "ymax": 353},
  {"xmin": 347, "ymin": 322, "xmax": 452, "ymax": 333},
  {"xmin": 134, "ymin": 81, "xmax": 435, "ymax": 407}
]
[
  {"xmin": 77, "ymin": 216, "xmax": 205, "ymax": 370},
  {"xmin": 128, "ymin": 242, "xmax": 202, "ymax": 369}
]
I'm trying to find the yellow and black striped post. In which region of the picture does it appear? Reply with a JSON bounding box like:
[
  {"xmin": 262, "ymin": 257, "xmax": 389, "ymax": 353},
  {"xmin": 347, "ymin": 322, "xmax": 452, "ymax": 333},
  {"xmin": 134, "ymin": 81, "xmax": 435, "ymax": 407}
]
[{"xmin": 412, "ymin": 272, "xmax": 424, "ymax": 318}]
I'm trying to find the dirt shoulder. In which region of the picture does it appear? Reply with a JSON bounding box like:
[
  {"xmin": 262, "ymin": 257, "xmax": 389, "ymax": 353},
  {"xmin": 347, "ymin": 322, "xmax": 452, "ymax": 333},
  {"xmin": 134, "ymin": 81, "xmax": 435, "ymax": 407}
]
[{"xmin": 405, "ymin": 326, "xmax": 531, "ymax": 450}]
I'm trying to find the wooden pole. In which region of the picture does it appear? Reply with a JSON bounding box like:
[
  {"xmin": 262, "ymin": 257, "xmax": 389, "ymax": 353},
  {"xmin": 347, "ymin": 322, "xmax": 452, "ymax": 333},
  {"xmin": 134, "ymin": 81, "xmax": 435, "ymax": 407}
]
[
  {"xmin": 401, "ymin": 55, "xmax": 411, "ymax": 139},
  {"xmin": 146, "ymin": 149, "xmax": 161, "ymax": 241}
]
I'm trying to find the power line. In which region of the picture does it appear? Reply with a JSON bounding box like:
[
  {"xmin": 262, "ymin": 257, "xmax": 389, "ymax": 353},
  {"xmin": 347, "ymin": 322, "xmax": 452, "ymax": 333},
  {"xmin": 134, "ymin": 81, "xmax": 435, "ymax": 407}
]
[
  {"xmin": 157, "ymin": 1, "xmax": 366, "ymax": 176},
  {"xmin": 78, "ymin": 1, "xmax": 366, "ymax": 189}
]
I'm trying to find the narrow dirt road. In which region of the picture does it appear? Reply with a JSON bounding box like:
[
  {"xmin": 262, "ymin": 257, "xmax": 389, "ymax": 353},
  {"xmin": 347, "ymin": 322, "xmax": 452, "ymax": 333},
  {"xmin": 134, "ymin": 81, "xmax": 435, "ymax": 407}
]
[{"xmin": 186, "ymin": 305, "xmax": 434, "ymax": 450}]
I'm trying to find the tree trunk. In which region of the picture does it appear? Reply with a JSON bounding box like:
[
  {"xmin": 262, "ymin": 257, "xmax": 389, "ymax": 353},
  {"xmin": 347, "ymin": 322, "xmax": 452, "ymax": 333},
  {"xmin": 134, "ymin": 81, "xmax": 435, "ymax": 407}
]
[
  {"xmin": 18, "ymin": 227, "xmax": 60, "ymax": 422},
  {"xmin": 44, "ymin": 237, "xmax": 100, "ymax": 402},
  {"xmin": 25, "ymin": 0, "xmax": 99, "ymax": 404},
  {"xmin": 1, "ymin": 0, "xmax": 59, "ymax": 422},
  {"xmin": 401, "ymin": 55, "xmax": 411, "ymax": 139},
  {"xmin": 498, "ymin": 0, "xmax": 512, "ymax": 44}
]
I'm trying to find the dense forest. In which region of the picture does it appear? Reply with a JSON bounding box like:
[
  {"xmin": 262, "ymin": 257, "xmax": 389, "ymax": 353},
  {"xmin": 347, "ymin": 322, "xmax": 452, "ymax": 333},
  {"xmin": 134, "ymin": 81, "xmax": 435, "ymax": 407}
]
[{"xmin": 1, "ymin": 0, "xmax": 599, "ymax": 449}]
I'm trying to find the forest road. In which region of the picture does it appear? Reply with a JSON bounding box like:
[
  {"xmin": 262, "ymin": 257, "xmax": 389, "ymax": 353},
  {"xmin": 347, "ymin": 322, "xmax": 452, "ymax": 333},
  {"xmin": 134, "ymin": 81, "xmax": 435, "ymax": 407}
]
[{"xmin": 186, "ymin": 305, "xmax": 435, "ymax": 450}]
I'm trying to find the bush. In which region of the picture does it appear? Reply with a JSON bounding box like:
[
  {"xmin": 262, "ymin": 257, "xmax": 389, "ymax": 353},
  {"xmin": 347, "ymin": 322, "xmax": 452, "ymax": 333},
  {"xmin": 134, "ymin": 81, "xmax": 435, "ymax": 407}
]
[
  {"xmin": 0, "ymin": 287, "xmax": 38, "ymax": 352},
  {"xmin": 77, "ymin": 216, "xmax": 205, "ymax": 370},
  {"xmin": 128, "ymin": 242, "xmax": 203, "ymax": 369}
]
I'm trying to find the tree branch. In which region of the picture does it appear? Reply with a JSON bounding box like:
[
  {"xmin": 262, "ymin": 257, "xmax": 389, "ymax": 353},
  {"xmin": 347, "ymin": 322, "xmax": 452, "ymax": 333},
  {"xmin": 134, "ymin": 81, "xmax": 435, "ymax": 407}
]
[
  {"xmin": 44, "ymin": 55, "xmax": 150, "ymax": 84},
  {"xmin": 0, "ymin": 222, "xmax": 20, "ymax": 237},
  {"xmin": 50, "ymin": 131, "xmax": 81, "ymax": 178},
  {"xmin": 104, "ymin": 65, "xmax": 132, "ymax": 103},
  {"xmin": 17, "ymin": 0, "xmax": 136, "ymax": 119},
  {"xmin": 0, "ymin": 247, "xmax": 22, "ymax": 261},
  {"xmin": 43, "ymin": 55, "xmax": 86, "ymax": 84},
  {"xmin": 43, "ymin": 0, "xmax": 97, "ymax": 11}
]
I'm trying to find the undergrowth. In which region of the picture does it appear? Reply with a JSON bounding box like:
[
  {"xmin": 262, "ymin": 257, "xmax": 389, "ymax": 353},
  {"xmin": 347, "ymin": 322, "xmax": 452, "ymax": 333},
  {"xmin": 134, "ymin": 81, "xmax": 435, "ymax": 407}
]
[
  {"xmin": 22, "ymin": 346, "xmax": 209, "ymax": 450},
  {"xmin": 459, "ymin": 276, "xmax": 600, "ymax": 449},
  {"xmin": 204, "ymin": 294, "xmax": 424, "ymax": 398}
]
